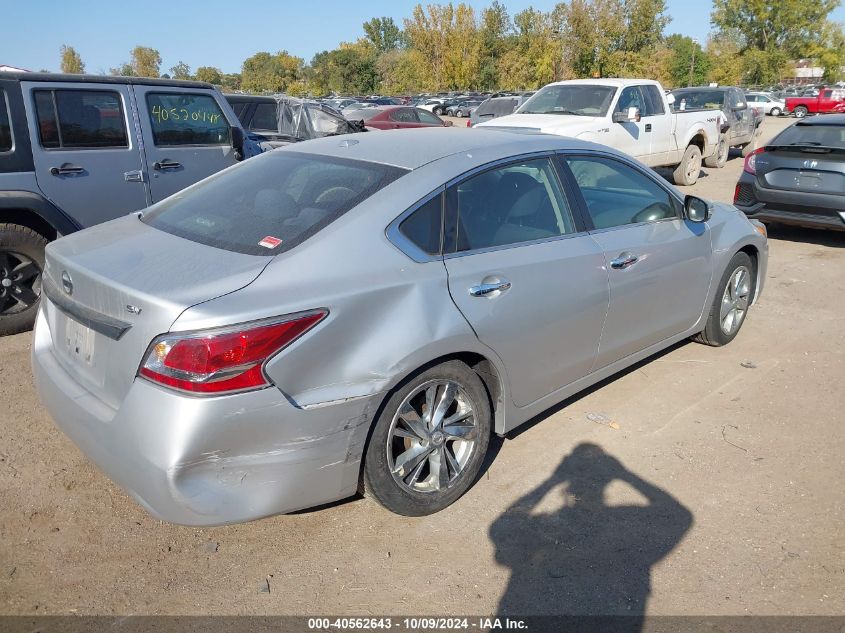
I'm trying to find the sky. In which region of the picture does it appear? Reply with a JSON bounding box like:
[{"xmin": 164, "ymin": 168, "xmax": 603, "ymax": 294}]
[{"xmin": 3, "ymin": 0, "xmax": 845, "ymax": 75}]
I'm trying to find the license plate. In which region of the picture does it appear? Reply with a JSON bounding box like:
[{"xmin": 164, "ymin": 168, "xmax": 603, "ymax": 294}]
[{"xmin": 63, "ymin": 317, "xmax": 96, "ymax": 368}]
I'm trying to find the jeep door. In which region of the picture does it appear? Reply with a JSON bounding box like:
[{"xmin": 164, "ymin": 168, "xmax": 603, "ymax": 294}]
[
  {"xmin": 133, "ymin": 86, "xmax": 239, "ymax": 202},
  {"xmin": 22, "ymin": 81, "xmax": 149, "ymax": 228}
]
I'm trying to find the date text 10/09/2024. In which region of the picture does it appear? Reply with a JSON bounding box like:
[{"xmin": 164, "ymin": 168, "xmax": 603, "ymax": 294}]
[{"xmin": 307, "ymin": 618, "xmax": 528, "ymax": 630}]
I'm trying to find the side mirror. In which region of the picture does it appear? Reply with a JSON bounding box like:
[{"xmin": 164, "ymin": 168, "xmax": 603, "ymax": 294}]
[
  {"xmin": 732, "ymin": 103, "xmax": 747, "ymax": 111},
  {"xmin": 684, "ymin": 195, "xmax": 710, "ymax": 223},
  {"xmin": 231, "ymin": 126, "xmax": 245, "ymax": 161},
  {"xmin": 612, "ymin": 106, "xmax": 641, "ymax": 123}
]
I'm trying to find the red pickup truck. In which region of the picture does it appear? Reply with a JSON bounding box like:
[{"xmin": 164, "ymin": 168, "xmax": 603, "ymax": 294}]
[{"xmin": 785, "ymin": 88, "xmax": 845, "ymax": 118}]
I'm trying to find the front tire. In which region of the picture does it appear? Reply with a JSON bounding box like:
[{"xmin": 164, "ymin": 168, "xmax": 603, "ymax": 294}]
[
  {"xmin": 704, "ymin": 134, "xmax": 729, "ymax": 168},
  {"xmin": 673, "ymin": 144, "xmax": 702, "ymax": 186},
  {"xmin": 363, "ymin": 360, "xmax": 491, "ymax": 516},
  {"xmin": 0, "ymin": 224, "xmax": 47, "ymax": 336},
  {"xmin": 794, "ymin": 105, "xmax": 809, "ymax": 118},
  {"xmin": 694, "ymin": 252, "xmax": 755, "ymax": 347}
]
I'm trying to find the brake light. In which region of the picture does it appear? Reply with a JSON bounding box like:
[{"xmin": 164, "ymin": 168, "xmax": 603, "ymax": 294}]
[
  {"xmin": 139, "ymin": 311, "xmax": 327, "ymax": 394},
  {"xmin": 733, "ymin": 184, "xmax": 741, "ymax": 204},
  {"xmin": 744, "ymin": 147, "xmax": 764, "ymax": 175},
  {"xmin": 466, "ymin": 120, "xmax": 471, "ymax": 127}
]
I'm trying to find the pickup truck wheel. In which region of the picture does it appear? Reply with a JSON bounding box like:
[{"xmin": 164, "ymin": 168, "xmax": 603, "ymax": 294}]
[
  {"xmin": 673, "ymin": 144, "xmax": 702, "ymax": 186},
  {"xmin": 0, "ymin": 224, "xmax": 47, "ymax": 336},
  {"xmin": 794, "ymin": 105, "xmax": 809, "ymax": 118},
  {"xmin": 704, "ymin": 135, "xmax": 728, "ymax": 168}
]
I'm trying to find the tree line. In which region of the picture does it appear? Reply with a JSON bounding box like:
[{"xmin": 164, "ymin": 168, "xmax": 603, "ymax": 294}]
[{"xmin": 58, "ymin": 0, "xmax": 845, "ymax": 94}]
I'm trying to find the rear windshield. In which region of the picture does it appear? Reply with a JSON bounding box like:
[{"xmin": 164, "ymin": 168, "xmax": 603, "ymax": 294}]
[
  {"xmin": 476, "ymin": 98, "xmax": 517, "ymax": 117},
  {"xmin": 142, "ymin": 151, "xmax": 407, "ymax": 256},
  {"xmin": 347, "ymin": 108, "xmax": 383, "ymax": 121},
  {"xmin": 772, "ymin": 123, "xmax": 845, "ymax": 148},
  {"xmin": 671, "ymin": 90, "xmax": 725, "ymax": 110}
]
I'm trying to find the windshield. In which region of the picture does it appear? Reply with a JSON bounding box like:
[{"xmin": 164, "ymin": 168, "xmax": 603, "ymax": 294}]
[
  {"xmin": 142, "ymin": 151, "xmax": 407, "ymax": 256},
  {"xmin": 772, "ymin": 123, "xmax": 845, "ymax": 148},
  {"xmin": 517, "ymin": 84, "xmax": 616, "ymax": 116},
  {"xmin": 671, "ymin": 90, "xmax": 724, "ymax": 110},
  {"xmin": 346, "ymin": 108, "xmax": 383, "ymax": 121}
]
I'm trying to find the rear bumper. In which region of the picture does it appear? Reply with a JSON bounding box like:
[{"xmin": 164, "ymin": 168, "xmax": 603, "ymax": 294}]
[
  {"xmin": 32, "ymin": 308, "xmax": 382, "ymax": 526},
  {"xmin": 734, "ymin": 177, "xmax": 845, "ymax": 231}
]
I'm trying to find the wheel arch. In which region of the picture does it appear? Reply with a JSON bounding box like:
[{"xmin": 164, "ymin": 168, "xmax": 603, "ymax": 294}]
[
  {"xmin": 737, "ymin": 243, "xmax": 761, "ymax": 302},
  {"xmin": 0, "ymin": 191, "xmax": 81, "ymax": 241}
]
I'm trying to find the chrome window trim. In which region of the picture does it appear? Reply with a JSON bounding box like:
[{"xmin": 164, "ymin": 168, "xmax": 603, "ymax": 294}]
[
  {"xmin": 385, "ymin": 186, "xmax": 445, "ymax": 264},
  {"xmin": 442, "ymin": 229, "xmax": 590, "ymax": 260}
]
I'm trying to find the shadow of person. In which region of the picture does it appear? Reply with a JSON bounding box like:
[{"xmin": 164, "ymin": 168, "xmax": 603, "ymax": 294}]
[{"xmin": 489, "ymin": 443, "xmax": 693, "ymax": 632}]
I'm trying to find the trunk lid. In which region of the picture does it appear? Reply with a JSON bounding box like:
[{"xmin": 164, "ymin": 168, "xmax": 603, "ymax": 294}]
[
  {"xmin": 42, "ymin": 214, "xmax": 270, "ymax": 409},
  {"xmin": 756, "ymin": 146, "xmax": 845, "ymax": 194}
]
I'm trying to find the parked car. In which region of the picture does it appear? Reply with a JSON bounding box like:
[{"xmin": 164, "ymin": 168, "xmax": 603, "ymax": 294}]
[
  {"xmin": 670, "ymin": 86, "xmax": 761, "ymax": 167},
  {"xmin": 431, "ymin": 98, "xmax": 468, "ymax": 115},
  {"xmin": 469, "ymin": 94, "xmax": 531, "ymax": 127},
  {"xmin": 479, "ymin": 79, "xmax": 721, "ymax": 185},
  {"xmin": 224, "ymin": 94, "xmax": 363, "ymax": 150},
  {"xmin": 734, "ymin": 115, "xmax": 845, "ymax": 231},
  {"xmin": 785, "ymin": 87, "xmax": 845, "ymax": 118},
  {"xmin": 344, "ymin": 106, "xmax": 450, "ymax": 130},
  {"xmin": 745, "ymin": 92, "xmax": 786, "ymax": 116},
  {"xmin": 447, "ymin": 100, "xmax": 483, "ymax": 117},
  {"xmin": 0, "ymin": 72, "xmax": 251, "ymax": 336},
  {"xmin": 32, "ymin": 128, "xmax": 767, "ymax": 523}
]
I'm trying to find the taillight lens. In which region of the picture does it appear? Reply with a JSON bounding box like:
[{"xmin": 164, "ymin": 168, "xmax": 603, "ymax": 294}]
[
  {"xmin": 744, "ymin": 147, "xmax": 764, "ymax": 175},
  {"xmin": 139, "ymin": 311, "xmax": 327, "ymax": 395}
]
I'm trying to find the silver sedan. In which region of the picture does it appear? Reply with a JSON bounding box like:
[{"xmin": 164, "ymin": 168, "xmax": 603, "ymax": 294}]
[{"xmin": 32, "ymin": 128, "xmax": 768, "ymax": 523}]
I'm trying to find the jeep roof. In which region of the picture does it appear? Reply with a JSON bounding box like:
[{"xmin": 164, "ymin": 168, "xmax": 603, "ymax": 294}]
[{"xmin": 0, "ymin": 71, "xmax": 215, "ymax": 90}]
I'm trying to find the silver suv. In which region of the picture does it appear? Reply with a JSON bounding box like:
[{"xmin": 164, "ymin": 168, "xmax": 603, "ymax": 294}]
[{"xmin": 0, "ymin": 72, "xmax": 251, "ymax": 335}]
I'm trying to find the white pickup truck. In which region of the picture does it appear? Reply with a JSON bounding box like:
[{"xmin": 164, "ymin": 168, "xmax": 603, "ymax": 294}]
[{"xmin": 477, "ymin": 78, "xmax": 721, "ymax": 185}]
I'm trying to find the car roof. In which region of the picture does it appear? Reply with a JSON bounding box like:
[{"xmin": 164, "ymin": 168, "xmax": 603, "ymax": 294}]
[
  {"xmin": 796, "ymin": 114, "xmax": 845, "ymax": 126},
  {"xmin": 224, "ymin": 94, "xmax": 277, "ymax": 104},
  {"xmin": 544, "ymin": 78, "xmax": 660, "ymax": 88},
  {"xmin": 0, "ymin": 71, "xmax": 215, "ymax": 89},
  {"xmin": 286, "ymin": 127, "xmax": 609, "ymax": 170}
]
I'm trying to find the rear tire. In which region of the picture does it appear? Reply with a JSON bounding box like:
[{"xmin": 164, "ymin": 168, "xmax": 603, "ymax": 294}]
[
  {"xmin": 704, "ymin": 134, "xmax": 729, "ymax": 168},
  {"xmin": 363, "ymin": 360, "xmax": 491, "ymax": 516},
  {"xmin": 770, "ymin": 107, "xmax": 782, "ymax": 117},
  {"xmin": 694, "ymin": 252, "xmax": 755, "ymax": 347},
  {"xmin": 0, "ymin": 224, "xmax": 47, "ymax": 337},
  {"xmin": 673, "ymin": 144, "xmax": 702, "ymax": 186}
]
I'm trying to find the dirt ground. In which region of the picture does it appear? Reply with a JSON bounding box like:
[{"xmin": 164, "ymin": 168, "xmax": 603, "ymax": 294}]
[{"xmin": 1, "ymin": 116, "xmax": 843, "ymax": 617}]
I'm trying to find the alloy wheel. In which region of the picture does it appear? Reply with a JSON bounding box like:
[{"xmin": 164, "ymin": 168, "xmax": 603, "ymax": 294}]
[
  {"xmin": 387, "ymin": 379, "xmax": 478, "ymax": 494},
  {"xmin": 0, "ymin": 251, "xmax": 41, "ymax": 315},
  {"xmin": 720, "ymin": 265, "xmax": 751, "ymax": 335}
]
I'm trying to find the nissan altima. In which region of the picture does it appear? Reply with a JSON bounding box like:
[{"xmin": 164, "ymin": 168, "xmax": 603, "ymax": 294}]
[{"xmin": 32, "ymin": 128, "xmax": 768, "ymax": 523}]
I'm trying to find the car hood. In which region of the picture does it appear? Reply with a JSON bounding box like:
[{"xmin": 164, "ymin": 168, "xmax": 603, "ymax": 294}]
[{"xmin": 476, "ymin": 112, "xmax": 601, "ymax": 135}]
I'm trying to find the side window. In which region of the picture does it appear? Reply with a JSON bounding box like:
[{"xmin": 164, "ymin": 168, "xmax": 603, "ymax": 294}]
[
  {"xmin": 642, "ymin": 85, "xmax": 665, "ymax": 116},
  {"xmin": 565, "ymin": 156, "xmax": 677, "ymax": 230},
  {"xmin": 34, "ymin": 89, "xmax": 128, "ymax": 149},
  {"xmin": 823, "ymin": 90, "xmax": 833, "ymax": 99},
  {"xmin": 616, "ymin": 87, "xmax": 645, "ymax": 115},
  {"xmin": 449, "ymin": 158, "xmax": 575, "ymax": 252},
  {"xmin": 399, "ymin": 193, "xmax": 442, "ymax": 255},
  {"xmin": 390, "ymin": 108, "xmax": 417, "ymax": 123},
  {"xmin": 0, "ymin": 89, "xmax": 11, "ymax": 152},
  {"xmin": 229, "ymin": 102, "xmax": 247, "ymax": 120},
  {"xmin": 309, "ymin": 107, "xmax": 349, "ymax": 136},
  {"xmin": 250, "ymin": 102, "xmax": 278, "ymax": 131},
  {"xmin": 728, "ymin": 90, "xmax": 743, "ymax": 109},
  {"xmin": 416, "ymin": 109, "xmax": 442, "ymax": 125},
  {"xmin": 146, "ymin": 92, "xmax": 230, "ymax": 146}
]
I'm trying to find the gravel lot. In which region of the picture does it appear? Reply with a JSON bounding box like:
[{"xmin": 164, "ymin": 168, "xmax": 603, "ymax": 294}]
[{"xmin": 1, "ymin": 116, "xmax": 843, "ymax": 617}]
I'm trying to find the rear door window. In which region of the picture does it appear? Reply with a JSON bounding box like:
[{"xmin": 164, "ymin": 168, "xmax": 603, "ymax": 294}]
[
  {"xmin": 33, "ymin": 89, "xmax": 128, "ymax": 149},
  {"xmin": 146, "ymin": 92, "xmax": 230, "ymax": 146},
  {"xmin": 250, "ymin": 102, "xmax": 278, "ymax": 131},
  {"xmin": 390, "ymin": 108, "xmax": 418, "ymax": 123},
  {"xmin": 0, "ymin": 89, "xmax": 11, "ymax": 152},
  {"xmin": 142, "ymin": 151, "xmax": 407, "ymax": 255},
  {"xmin": 416, "ymin": 109, "xmax": 442, "ymax": 125},
  {"xmin": 399, "ymin": 193, "xmax": 442, "ymax": 255}
]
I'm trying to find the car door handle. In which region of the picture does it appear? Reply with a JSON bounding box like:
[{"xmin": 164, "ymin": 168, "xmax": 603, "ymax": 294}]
[
  {"xmin": 469, "ymin": 280, "xmax": 512, "ymax": 297},
  {"xmin": 610, "ymin": 252, "xmax": 639, "ymax": 269},
  {"xmin": 49, "ymin": 163, "xmax": 85, "ymax": 176},
  {"xmin": 153, "ymin": 159, "xmax": 182, "ymax": 171}
]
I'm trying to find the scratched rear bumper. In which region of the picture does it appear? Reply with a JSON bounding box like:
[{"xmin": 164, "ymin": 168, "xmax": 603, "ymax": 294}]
[{"xmin": 32, "ymin": 308, "xmax": 381, "ymax": 525}]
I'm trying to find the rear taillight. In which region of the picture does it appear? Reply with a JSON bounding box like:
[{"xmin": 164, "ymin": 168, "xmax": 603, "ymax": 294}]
[
  {"xmin": 744, "ymin": 147, "xmax": 764, "ymax": 175},
  {"xmin": 139, "ymin": 311, "xmax": 327, "ymax": 395},
  {"xmin": 466, "ymin": 120, "xmax": 471, "ymax": 127},
  {"xmin": 733, "ymin": 184, "xmax": 741, "ymax": 204}
]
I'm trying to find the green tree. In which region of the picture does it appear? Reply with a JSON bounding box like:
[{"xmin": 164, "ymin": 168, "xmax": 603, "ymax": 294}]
[
  {"xmin": 706, "ymin": 30, "xmax": 745, "ymax": 86},
  {"xmin": 664, "ymin": 34, "xmax": 710, "ymax": 87},
  {"xmin": 241, "ymin": 51, "xmax": 303, "ymax": 93},
  {"xmin": 169, "ymin": 61, "xmax": 191, "ymax": 80},
  {"xmin": 478, "ymin": 1, "xmax": 511, "ymax": 88},
  {"xmin": 60, "ymin": 45, "xmax": 85, "ymax": 74},
  {"xmin": 363, "ymin": 17, "xmax": 402, "ymax": 53},
  {"xmin": 195, "ymin": 66, "xmax": 223, "ymax": 85},
  {"xmin": 109, "ymin": 62, "xmax": 134, "ymax": 77},
  {"xmin": 129, "ymin": 46, "xmax": 161, "ymax": 77}
]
